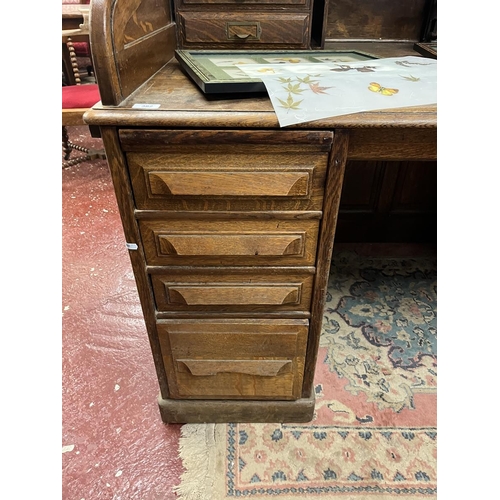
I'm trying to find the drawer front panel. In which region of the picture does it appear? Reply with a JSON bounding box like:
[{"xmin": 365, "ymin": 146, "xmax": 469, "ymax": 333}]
[
  {"xmin": 157, "ymin": 319, "xmax": 308, "ymax": 399},
  {"xmin": 178, "ymin": 12, "xmax": 310, "ymax": 48},
  {"xmin": 148, "ymin": 171, "xmax": 310, "ymax": 197},
  {"xmin": 127, "ymin": 152, "xmax": 328, "ymax": 212},
  {"xmin": 178, "ymin": 0, "xmax": 310, "ymax": 7},
  {"xmin": 151, "ymin": 271, "xmax": 314, "ymax": 312},
  {"xmin": 139, "ymin": 219, "xmax": 319, "ymax": 266}
]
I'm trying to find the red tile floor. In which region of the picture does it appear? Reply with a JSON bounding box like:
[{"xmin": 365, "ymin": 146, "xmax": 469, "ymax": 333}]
[
  {"xmin": 62, "ymin": 126, "xmax": 437, "ymax": 499},
  {"xmin": 62, "ymin": 127, "xmax": 183, "ymax": 500}
]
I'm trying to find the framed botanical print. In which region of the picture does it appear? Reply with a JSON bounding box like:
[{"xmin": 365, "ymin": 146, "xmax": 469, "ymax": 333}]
[
  {"xmin": 175, "ymin": 49, "xmax": 378, "ymax": 94},
  {"xmin": 413, "ymin": 42, "xmax": 437, "ymax": 59}
]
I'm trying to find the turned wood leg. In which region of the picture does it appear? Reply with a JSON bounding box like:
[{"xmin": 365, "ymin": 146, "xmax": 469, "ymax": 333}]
[
  {"xmin": 62, "ymin": 126, "xmax": 72, "ymax": 160},
  {"xmin": 66, "ymin": 37, "xmax": 81, "ymax": 85},
  {"xmin": 62, "ymin": 126, "xmax": 106, "ymax": 169},
  {"xmin": 67, "ymin": 142, "xmax": 91, "ymax": 155}
]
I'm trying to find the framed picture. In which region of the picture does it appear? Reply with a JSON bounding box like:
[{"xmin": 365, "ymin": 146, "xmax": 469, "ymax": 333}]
[
  {"xmin": 413, "ymin": 42, "xmax": 437, "ymax": 59},
  {"xmin": 175, "ymin": 49, "xmax": 378, "ymax": 95}
]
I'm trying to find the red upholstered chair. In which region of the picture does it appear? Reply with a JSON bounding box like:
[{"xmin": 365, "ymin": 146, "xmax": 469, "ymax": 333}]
[
  {"xmin": 62, "ymin": 83, "xmax": 105, "ymax": 168},
  {"xmin": 62, "ymin": 0, "xmax": 93, "ymax": 83},
  {"xmin": 62, "ymin": 0, "xmax": 104, "ymax": 168}
]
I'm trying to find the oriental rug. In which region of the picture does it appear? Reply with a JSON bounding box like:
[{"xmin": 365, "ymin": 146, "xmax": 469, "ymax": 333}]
[{"xmin": 175, "ymin": 251, "xmax": 437, "ymax": 499}]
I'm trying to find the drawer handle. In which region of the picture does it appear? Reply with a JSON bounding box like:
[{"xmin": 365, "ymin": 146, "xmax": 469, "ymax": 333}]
[
  {"xmin": 166, "ymin": 284, "xmax": 301, "ymax": 306},
  {"xmin": 226, "ymin": 22, "xmax": 262, "ymax": 41},
  {"xmin": 158, "ymin": 233, "xmax": 305, "ymax": 257},
  {"xmin": 148, "ymin": 171, "xmax": 310, "ymax": 197},
  {"xmin": 178, "ymin": 359, "xmax": 292, "ymax": 377}
]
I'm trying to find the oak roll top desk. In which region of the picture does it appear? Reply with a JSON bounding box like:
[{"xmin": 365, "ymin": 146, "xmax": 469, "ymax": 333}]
[{"xmin": 84, "ymin": 0, "xmax": 437, "ymax": 423}]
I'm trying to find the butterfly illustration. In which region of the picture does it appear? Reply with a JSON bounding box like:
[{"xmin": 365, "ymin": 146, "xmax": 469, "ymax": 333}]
[{"xmin": 368, "ymin": 82, "xmax": 399, "ymax": 96}]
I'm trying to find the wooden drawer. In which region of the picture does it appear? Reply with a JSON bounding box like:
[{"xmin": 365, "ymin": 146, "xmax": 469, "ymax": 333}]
[
  {"xmin": 139, "ymin": 218, "xmax": 319, "ymax": 266},
  {"xmin": 151, "ymin": 269, "xmax": 314, "ymax": 313},
  {"xmin": 177, "ymin": 12, "xmax": 310, "ymax": 48},
  {"xmin": 121, "ymin": 130, "xmax": 332, "ymax": 212},
  {"xmin": 178, "ymin": 0, "xmax": 311, "ymax": 8},
  {"xmin": 158, "ymin": 319, "xmax": 308, "ymax": 399}
]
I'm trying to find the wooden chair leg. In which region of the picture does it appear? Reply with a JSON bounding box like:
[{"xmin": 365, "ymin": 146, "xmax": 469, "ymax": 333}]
[
  {"xmin": 63, "ymin": 155, "xmax": 90, "ymax": 169},
  {"xmin": 62, "ymin": 125, "xmax": 107, "ymax": 169},
  {"xmin": 62, "ymin": 126, "xmax": 73, "ymax": 160},
  {"xmin": 66, "ymin": 37, "xmax": 81, "ymax": 85}
]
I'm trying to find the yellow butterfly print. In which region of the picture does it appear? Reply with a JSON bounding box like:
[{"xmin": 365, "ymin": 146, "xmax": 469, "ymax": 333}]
[{"xmin": 368, "ymin": 82, "xmax": 399, "ymax": 96}]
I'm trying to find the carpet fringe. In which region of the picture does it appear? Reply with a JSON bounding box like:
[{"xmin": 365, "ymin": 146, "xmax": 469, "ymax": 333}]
[{"xmin": 174, "ymin": 423, "xmax": 218, "ymax": 500}]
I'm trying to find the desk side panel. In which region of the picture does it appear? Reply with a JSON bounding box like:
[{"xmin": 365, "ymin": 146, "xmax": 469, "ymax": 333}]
[
  {"xmin": 90, "ymin": 0, "xmax": 177, "ymax": 106},
  {"xmin": 99, "ymin": 127, "xmax": 170, "ymax": 399},
  {"xmin": 302, "ymin": 129, "xmax": 349, "ymax": 397}
]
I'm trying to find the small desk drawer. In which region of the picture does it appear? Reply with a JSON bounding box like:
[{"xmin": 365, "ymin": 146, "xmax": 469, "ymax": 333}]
[
  {"xmin": 178, "ymin": 0, "xmax": 311, "ymax": 7},
  {"xmin": 151, "ymin": 269, "xmax": 314, "ymax": 313},
  {"xmin": 158, "ymin": 319, "xmax": 308, "ymax": 399},
  {"xmin": 139, "ymin": 218, "xmax": 319, "ymax": 266},
  {"xmin": 178, "ymin": 12, "xmax": 310, "ymax": 48},
  {"xmin": 122, "ymin": 129, "xmax": 332, "ymax": 212}
]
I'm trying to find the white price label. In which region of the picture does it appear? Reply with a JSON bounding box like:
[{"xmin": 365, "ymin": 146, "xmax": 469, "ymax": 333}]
[{"xmin": 132, "ymin": 103, "xmax": 161, "ymax": 109}]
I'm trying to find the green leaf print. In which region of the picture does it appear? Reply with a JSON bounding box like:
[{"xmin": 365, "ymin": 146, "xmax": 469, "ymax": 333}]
[
  {"xmin": 282, "ymin": 82, "xmax": 305, "ymax": 95},
  {"xmin": 277, "ymin": 94, "xmax": 303, "ymax": 110}
]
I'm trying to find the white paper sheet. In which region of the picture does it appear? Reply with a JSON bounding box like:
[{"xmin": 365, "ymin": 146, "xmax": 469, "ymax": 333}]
[{"xmin": 236, "ymin": 56, "xmax": 437, "ymax": 127}]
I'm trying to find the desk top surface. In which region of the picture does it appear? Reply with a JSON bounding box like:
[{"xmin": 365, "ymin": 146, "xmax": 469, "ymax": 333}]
[{"xmin": 85, "ymin": 42, "xmax": 437, "ymax": 130}]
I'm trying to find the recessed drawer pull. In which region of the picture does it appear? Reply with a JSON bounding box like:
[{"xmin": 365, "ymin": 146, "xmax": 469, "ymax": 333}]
[
  {"xmin": 226, "ymin": 22, "xmax": 262, "ymax": 41},
  {"xmin": 158, "ymin": 233, "xmax": 304, "ymax": 257},
  {"xmin": 148, "ymin": 171, "xmax": 310, "ymax": 197},
  {"xmin": 167, "ymin": 284, "xmax": 301, "ymax": 306},
  {"xmin": 152, "ymin": 273, "xmax": 314, "ymax": 313},
  {"xmin": 178, "ymin": 359, "xmax": 292, "ymax": 377}
]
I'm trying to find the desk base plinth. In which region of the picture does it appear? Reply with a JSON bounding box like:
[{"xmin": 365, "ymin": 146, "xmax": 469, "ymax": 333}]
[{"xmin": 157, "ymin": 392, "xmax": 315, "ymax": 423}]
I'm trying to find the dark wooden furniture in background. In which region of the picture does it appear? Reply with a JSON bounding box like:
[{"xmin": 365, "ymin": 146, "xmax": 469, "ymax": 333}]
[
  {"xmin": 336, "ymin": 158, "xmax": 436, "ymax": 243},
  {"xmin": 413, "ymin": 0, "xmax": 437, "ymax": 61},
  {"xmin": 322, "ymin": 0, "xmax": 437, "ymax": 244},
  {"xmin": 84, "ymin": 0, "xmax": 436, "ymax": 423},
  {"xmin": 323, "ymin": 0, "xmax": 431, "ymax": 42},
  {"xmin": 174, "ymin": 0, "xmax": 316, "ymax": 49}
]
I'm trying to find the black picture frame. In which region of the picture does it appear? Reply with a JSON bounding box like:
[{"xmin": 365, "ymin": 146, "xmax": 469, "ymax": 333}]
[
  {"xmin": 413, "ymin": 42, "xmax": 437, "ymax": 59},
  {"xmin": 175, "ymin": 49, "xmax": 379, "ymax": 95}
]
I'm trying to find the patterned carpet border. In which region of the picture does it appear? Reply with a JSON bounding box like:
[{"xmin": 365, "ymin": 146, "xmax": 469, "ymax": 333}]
[{"xmin": 176, "ymin": 252, "xmax": 437, "ymax": 499}]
